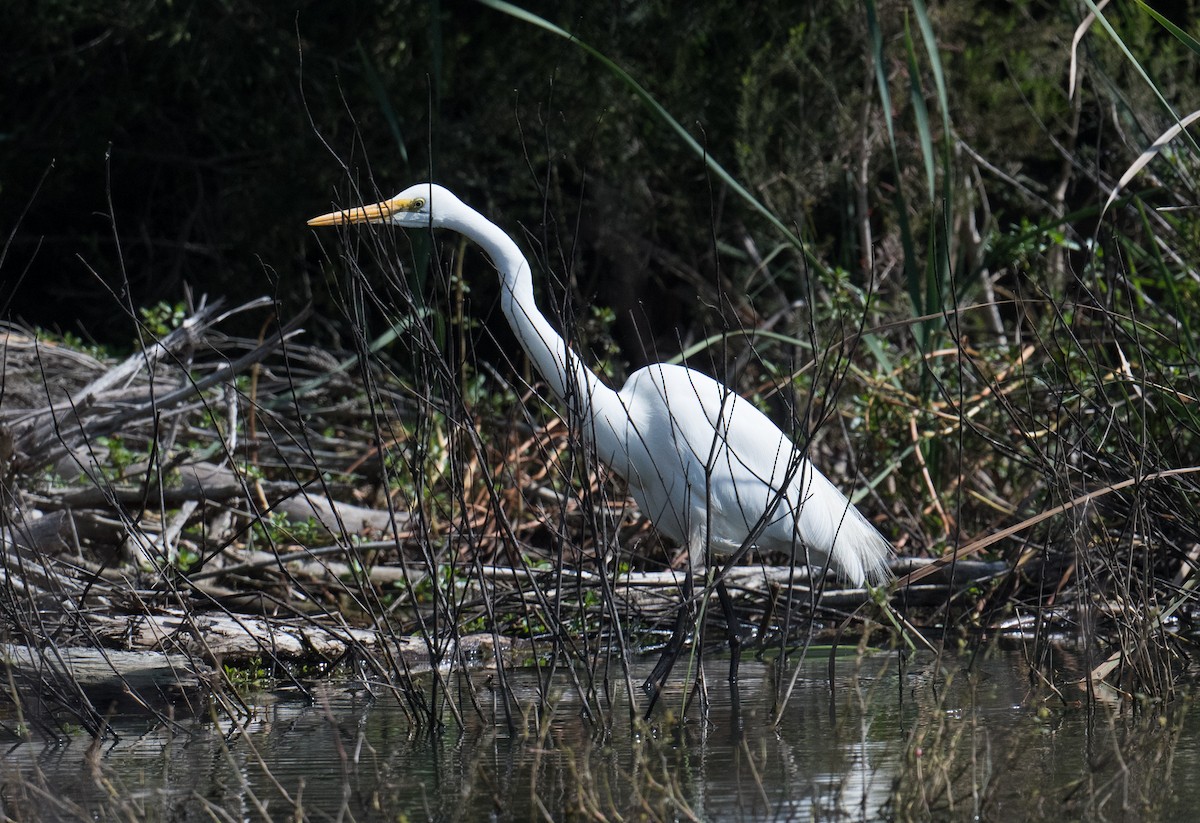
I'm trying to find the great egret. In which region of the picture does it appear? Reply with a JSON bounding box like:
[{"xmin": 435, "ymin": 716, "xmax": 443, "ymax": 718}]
[{"xmin": 308, "ymin": 184, "xmax": 891, "ymax": 704}]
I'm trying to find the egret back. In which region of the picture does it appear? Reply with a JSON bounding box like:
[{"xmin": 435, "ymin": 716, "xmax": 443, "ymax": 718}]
[{"xmin": 597, "ymin": 363, "xmax": 890, "ymax": 586}]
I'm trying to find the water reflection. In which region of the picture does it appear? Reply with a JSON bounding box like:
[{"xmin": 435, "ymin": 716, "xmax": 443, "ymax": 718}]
[{"xmin": 1, "ymin": 650, "xmax": 1197, "ymax": 820}]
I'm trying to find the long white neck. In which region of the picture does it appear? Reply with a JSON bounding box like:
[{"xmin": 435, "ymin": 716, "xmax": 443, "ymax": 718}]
[{"xmin": 443, "ymin": 208, "xmax": 615, "ymax": 420}]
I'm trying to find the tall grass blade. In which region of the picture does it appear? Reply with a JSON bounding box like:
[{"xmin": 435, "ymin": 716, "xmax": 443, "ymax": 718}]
[
  {"xmin": 667, "ymin": 329, "xmax": 814, "ymax": 366},
  {"xmin": 910, "ymin": 0, "xmax": 952, "ymax": 186},
  {"xmin": 866, "ymin": 1, "xmax": 923, "ymax": 343},
  {"xmin": 477, "ymin": 0, "xmax": 817, "ymax": 267},
  {"xmin": 1132, "ymin": 200, "xmax": 1197, "ymax": 360},
  {"xmin": 1136, "ymin": 0, "xmax": 1200, "ymax": 57},
  {"xmin": 1102, "ymin": 108, "xmax": 1200, "ymax": 217},
  {"xmin": 357, "ymin": 41, "xmax": 410, "ymax": 165},
  {"xmin": 905, "ymin": 21, "xmax": 937, "ymax": 203},
  {"xmin": 1069, "ymin": 0, "xmax": 1110, "ymax": 98},
  {"xmin": 1081, "ymin": 0, "xmax": 1200, "ymax": 154}
]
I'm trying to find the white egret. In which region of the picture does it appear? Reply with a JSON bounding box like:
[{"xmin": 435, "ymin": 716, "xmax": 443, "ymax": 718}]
[{"xmin": 308, "ymin": 184, "xmax": 891, "ymax": 704}]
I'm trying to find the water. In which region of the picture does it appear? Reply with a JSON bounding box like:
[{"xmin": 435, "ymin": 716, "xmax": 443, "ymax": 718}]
[{"xmin": 2, "ymin": 649, "xmax": 1197, "ymax": 820}]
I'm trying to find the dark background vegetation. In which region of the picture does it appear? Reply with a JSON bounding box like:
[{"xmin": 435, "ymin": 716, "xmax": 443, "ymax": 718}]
[
  {"xmin": 7, "ymin": 0, "xmax": 1192, "ymax": 351},
  {"xmin": 7, "ymin": 0, "xmax": 792, "ymax": 351}
]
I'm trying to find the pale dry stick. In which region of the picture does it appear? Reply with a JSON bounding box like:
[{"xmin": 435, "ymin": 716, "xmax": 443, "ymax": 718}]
[
  {"xmin": 1101, "ymin": 108, "xmax": 1200, "ymax": 218},
  {"xmin": 243, "ymin": 312, "xmax": 278, "ymax": 463},
  {"xmin": 144, "ymin": 500, "xmax": 198, "ymax": 569},
  {"xmin": 1068, "ymin": 0, "xmax": 1111, "ymax": 99},
  {"xmin": 909, "ymin": 414, "xmax": 951, "ymax": 537},
  {"xmin": 1172, "ymin": 543, "xmax": 1200, "ymax": 589}
]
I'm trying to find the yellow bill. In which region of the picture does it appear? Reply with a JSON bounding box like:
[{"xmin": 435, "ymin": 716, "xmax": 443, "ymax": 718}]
[{"xmin": 307, "ymin": 196, "xmax": 424, "ymax": 227}]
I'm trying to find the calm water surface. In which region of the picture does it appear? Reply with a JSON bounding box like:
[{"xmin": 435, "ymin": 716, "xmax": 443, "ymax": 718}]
[{"xmin": 2, "ymin": 649, "xmax": 1197, "ymax": 820}]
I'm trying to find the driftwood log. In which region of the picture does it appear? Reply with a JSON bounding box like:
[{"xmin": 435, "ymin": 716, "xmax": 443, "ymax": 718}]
[{"xmin": 2, "ymin": 643, "xmax": 211, "ymax": 696}]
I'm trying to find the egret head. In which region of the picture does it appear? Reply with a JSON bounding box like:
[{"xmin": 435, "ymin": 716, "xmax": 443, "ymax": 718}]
[{"xmin": 307, "ymin": 183, "xmax": 462, "ymax": 230}]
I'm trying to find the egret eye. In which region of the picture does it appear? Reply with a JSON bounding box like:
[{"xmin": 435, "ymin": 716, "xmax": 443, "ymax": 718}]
[{"xmin": 412, "ymin": 198, "xmax": 426, "ymax": 210}]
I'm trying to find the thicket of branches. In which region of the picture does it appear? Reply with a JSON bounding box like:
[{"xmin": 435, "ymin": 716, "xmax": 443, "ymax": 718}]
[{"xmin": 2, "ymin": 0, "xmax": 1200, "ymax": 742}]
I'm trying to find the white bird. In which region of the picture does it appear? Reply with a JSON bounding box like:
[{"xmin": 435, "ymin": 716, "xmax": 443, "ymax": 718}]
[{"xmin": 308, "ymin": 183, "xmax": 891, "ymax": 705}]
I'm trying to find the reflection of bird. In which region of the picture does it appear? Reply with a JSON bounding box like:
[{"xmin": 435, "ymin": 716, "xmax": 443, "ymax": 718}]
[{"xmin": 309, "ymin": 184, "xmax": 891, "ymax": 705}]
